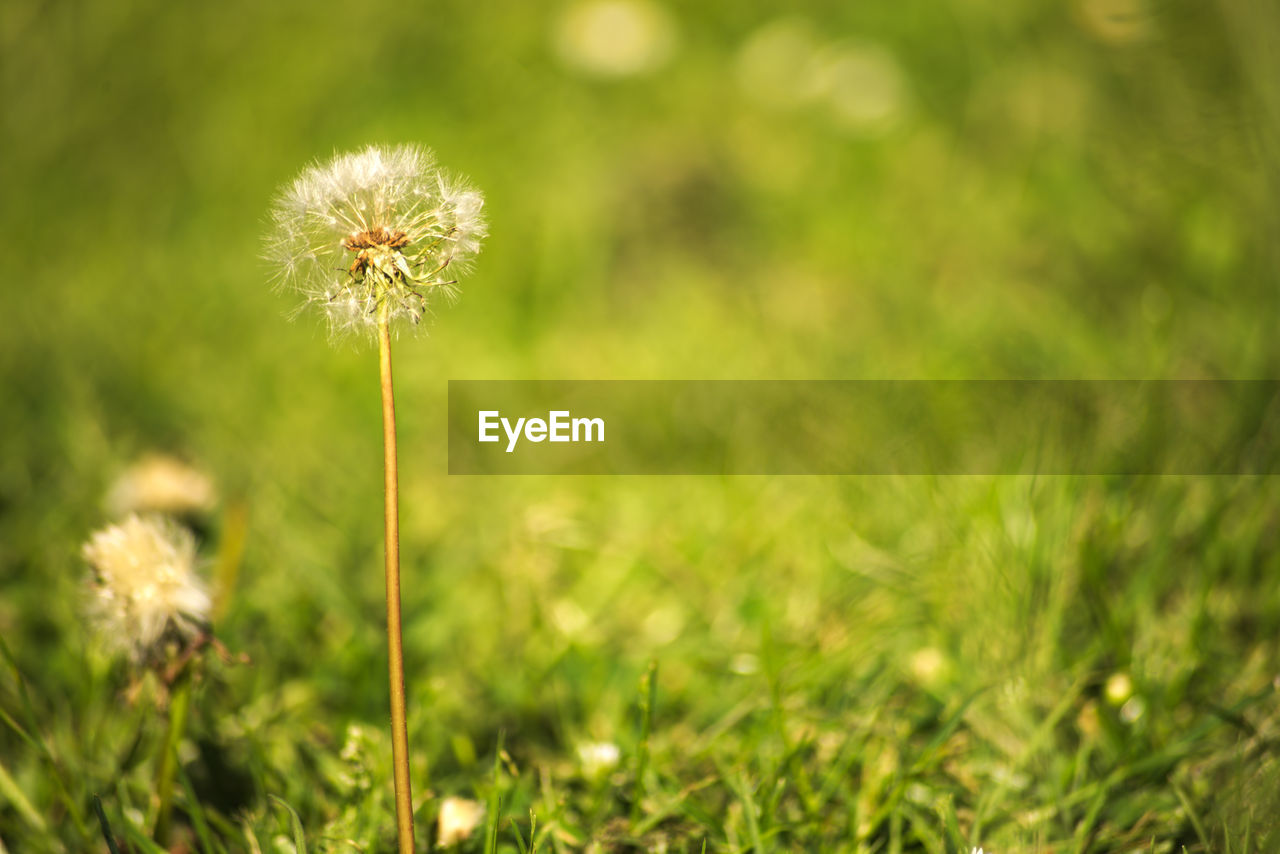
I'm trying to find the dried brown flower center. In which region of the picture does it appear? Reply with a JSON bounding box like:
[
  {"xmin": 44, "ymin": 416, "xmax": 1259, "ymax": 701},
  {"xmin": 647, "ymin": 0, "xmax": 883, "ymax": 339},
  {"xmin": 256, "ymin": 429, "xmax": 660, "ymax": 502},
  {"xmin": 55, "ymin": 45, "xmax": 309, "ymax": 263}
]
[{"xmin": 343, "ymin": 227, "xmax": 410, "ymax": 251}]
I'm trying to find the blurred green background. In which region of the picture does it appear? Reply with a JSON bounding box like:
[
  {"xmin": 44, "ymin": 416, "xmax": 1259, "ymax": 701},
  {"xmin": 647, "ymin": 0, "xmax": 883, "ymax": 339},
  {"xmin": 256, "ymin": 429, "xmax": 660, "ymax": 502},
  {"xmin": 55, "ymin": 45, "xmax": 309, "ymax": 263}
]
[{"xmin": 2, "ymin": 0, "xmax": 1280, "ymax": 850}]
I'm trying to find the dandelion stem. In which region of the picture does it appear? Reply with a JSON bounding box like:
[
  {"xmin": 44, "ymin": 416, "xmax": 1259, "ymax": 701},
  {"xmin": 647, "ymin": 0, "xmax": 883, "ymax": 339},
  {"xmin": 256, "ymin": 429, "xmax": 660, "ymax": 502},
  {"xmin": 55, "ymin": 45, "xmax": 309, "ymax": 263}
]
[
  {"xmin": 211, "ymin": 499, "xmax": 249, "ymax": 624},
  {"xmin": 379, "ymin": 306, "xmax": 416, "ymax": 853},
  {"xmin": 153, "ymin": 670, "xmax": 191, "ymax": 845}
]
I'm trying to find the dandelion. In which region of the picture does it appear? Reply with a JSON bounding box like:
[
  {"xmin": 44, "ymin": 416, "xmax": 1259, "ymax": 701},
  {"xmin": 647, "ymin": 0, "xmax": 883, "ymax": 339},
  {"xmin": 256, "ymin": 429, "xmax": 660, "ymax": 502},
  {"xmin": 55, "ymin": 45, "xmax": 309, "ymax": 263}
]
[
  {"xmin": 105, "ymin": 453, "xmax": 217, "ymax": 518},
  {"xmin": 553, "ymin": 0, "xmax": 677, "ymax": 78},
  {"xmin": 436, "ymin": 797, "xmax": 485, "ymax": 847},
  {"xmin": 266, "ymin": 144, "xmax": 486, "ymax": 853},
  {"xmin": 83, "ymin": 513, "xmax": 224, "ymax": 845},
  {"xmin": 577, "ymin": 740, "xmax": 621, "ymax": 777},
  {"xmin": 1075, "ymin": 0, "xmax": 1153, "ymax": 45},
  {"xmin": 267, "ymin": 144, "xmax": 486, "ymax": 338},
  {"xmin": 82, "ymin": 514, "xmax": 210, "ymax": 663}
]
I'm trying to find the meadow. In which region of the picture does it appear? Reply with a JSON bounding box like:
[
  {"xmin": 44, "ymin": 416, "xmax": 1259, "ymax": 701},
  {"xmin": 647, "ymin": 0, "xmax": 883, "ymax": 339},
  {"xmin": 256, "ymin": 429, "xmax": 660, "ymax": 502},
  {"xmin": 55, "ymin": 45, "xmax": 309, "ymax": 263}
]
[{"xmin": 2, "ymin": 0, "xmax": 1279, "ymax": 851}]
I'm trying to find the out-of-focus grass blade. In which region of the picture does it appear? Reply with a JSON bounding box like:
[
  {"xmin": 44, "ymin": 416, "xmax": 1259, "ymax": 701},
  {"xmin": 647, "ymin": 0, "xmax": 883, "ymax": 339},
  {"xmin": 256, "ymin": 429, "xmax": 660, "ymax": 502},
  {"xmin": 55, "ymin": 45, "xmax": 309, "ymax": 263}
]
[
  {"xmin": 0, "ymin": 635, "xmax": 89, "ymax": 836},
  {"xmin": 270, "ymin": 795, "xmax": 308, "ymax": 854},
  {"xmin": 485, "ymin": 731, "xmax": 506, "ymax": 854},
  {"xmin": 178, "ymin": 762, "xmax": 220, "ymax": 853},
  {"xmin": 93, "ymin": 794, "xmax": 121, "ymax": 854},
  {"xmin": 0, "ymin": 760, "xmax": 45, "ymax": 833}
]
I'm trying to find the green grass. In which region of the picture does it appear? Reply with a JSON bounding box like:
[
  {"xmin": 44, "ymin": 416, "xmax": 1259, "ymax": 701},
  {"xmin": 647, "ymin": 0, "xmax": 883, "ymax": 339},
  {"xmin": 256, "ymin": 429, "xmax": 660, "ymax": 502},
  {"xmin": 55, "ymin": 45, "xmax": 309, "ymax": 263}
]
[{"xmin": 2, "ymin": 0, "xmax": 1280, "ymax": 850}]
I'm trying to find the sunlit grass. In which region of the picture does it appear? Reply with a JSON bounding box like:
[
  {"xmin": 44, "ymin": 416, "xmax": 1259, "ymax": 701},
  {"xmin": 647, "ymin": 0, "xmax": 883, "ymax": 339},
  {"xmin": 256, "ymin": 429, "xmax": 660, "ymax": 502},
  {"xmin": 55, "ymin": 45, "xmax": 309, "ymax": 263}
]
[{"xmin": 2, "ymin": 0, "xmax": 1279, "ymax": 850}]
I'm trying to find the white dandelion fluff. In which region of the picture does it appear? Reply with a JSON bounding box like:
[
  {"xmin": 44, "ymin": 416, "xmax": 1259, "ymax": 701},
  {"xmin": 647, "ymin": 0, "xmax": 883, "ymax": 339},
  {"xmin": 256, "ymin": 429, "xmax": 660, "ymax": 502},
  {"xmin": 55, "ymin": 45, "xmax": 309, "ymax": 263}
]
[
  {"xmin": 82, "ymin": 514, "xmax": 211, "ymax": 661},
  {"xmin": 577, "ymin": 740, "xmax": 621, "ymax": 777},
  {"xmin": 105, "ymin": 454, "xmax": 217, "ymax": 519},
  {"xmin": 266, "ymin": 144, "xmax": 487, "ymax": 339},
  {"xmin": 436, "ymin": 796, "xmax": 485, "ymax": 847}
]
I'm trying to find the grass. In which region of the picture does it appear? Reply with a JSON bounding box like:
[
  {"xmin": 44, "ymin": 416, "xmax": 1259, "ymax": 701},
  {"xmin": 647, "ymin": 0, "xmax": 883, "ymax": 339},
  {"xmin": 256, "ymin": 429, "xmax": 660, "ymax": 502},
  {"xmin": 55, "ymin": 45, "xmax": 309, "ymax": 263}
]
[{"xmin": 2, "ymin": 0, "xmax": 1280, "ymax": 851}]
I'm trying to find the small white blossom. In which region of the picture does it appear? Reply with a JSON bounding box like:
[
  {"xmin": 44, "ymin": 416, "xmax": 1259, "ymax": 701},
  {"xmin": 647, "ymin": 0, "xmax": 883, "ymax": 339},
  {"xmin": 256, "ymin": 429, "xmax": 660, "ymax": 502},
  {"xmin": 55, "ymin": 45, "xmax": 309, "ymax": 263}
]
[
  {"xmin": 577, "ymin": 740, "xmax": 621, "ymax": 776},
  {"xmin": 82, "ymin": 515, "xmax": 210, "ymax": 661},
  {"xmin": 266, "ymin": 144, "xmax": 486, "ymax": 339},
  {"xmin": 436, "ymin": 796, "xmax": 484, "ymax": 847}
]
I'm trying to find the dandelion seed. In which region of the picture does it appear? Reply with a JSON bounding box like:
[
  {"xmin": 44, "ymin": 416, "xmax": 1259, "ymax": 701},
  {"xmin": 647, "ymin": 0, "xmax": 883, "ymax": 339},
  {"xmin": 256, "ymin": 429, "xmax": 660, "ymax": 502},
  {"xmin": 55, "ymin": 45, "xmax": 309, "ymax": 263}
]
[
  {"xmin": 82, "ymin": 514, "xmax": 210, "ymax": 662},
  {"xmin": 266, "ymin": 144, "xmax": 486, "ymax": 340}
]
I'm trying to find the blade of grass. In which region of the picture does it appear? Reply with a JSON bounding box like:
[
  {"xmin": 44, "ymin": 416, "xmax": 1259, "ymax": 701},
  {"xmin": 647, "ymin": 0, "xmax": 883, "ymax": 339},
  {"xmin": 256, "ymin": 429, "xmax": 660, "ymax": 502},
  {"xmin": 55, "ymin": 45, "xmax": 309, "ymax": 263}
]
[
  {"xmin": 631, "ymin": 660, "xmax": 658, "ymax": 825},
  {"xmin": 153, "ymin": 671, "xmax": 193, "ymax": 844},
  {"xmin": 485, "ymin": 731, "xmax": 506, "ymax": 854},
  {"xmin": 0, "ymin": 635, "xmax": 89, "ymax": 836},
  {"xmin": 1172, "ymin": 781, "xmax": 1210, "ymax": 851},
  {"xmin": 177, "ymin": 761, "xmax": 219, "ymax": 854},
  {"xmin": 211, "ymin": 499, "xmax": 249, "ymax": 623},
  {"xmin": 0, "ymin": 759, "xmax": 45, "ymax": 834},
  {"xmin": 93, "ymin": 795, "xmax": 122, "ymax": 854},
  {"xmin": 269, "ymin": 794, "xmax": 309, "ymax": 854},
  {"xmin": 115, "ymin": 781, "xmax": 169, "ymax": 854},
  {"xmin": 938, "ymin": 795, "xmax": 965, "ymax": 851},
  {"xmin": 729, "ymin": 772, "xmax": 764, "ymax": 854}
]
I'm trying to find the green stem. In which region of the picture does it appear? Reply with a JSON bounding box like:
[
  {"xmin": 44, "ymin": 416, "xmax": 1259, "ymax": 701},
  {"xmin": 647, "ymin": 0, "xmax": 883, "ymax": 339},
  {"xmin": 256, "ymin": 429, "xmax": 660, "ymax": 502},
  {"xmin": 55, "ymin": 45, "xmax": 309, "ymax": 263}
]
[
  {"xmin": 631, "ymin": 661, "xmax": 657, "ymax": 825},
  {"xmin": 211, "ymin": 499, "xmax": 249, "ymax": 625},
  {"xmin": 153, "ymin": 672, "xmax": 191, "ymax": 845},
  {"xmin": 379, "ymin": 308, "xmax": 416, "ymax": 853}
]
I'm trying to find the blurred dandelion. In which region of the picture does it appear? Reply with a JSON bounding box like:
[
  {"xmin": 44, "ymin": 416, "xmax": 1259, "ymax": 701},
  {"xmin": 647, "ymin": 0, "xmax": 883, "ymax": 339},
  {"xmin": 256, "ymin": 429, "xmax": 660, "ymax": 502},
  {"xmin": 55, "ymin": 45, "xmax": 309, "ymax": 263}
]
[
  {"xmin": 105, "ymin": 454, "xmax": 217, "ymax": 519},
  {"xmin": 436, "ymin": 797, "xmax": 484, "ymax": 847},
  {"xmin": 1075, "ymin": 0, "xmax": 1154, "ymax": 45},
  {"xmin": 735, "ymin": 18, "xmax": 822, "ymax": 110},
  {"xmin": 736, "ymin": 20, "xmax": 908, "ymax": 136},
  {"xmin": 577, "ymin": 740, "xmax": 621, "ymax": 777},
  {"xmin": 553, "ymin": 0, "xmax": 677, "ymax": 78},
  {"xmin": 1119, "ymin": 695, "xmax": 1147, "ymax": 723},
  {"xmin": 82, "ymin": 514, "xmax": 210, "ymax": 663},
  {"xmin": 267, "ymin": 144, "xmax": 486, "ymax": 339},
  {"xmin": 812, "ymin": 42, "xmax": 908, "ymax": 136}
]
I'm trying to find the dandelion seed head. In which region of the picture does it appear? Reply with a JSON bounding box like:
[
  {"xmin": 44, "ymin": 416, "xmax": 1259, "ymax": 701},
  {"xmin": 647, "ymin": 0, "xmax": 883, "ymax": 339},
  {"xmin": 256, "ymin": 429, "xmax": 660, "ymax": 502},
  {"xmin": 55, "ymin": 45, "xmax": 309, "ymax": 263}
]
[
  {"xmin": 266, "ymin": 144, "xmax": 487, "ymax": 340},
  {"xmin": 105, "ymin": 454, "xmax": 217, "ymax": 518},
  {"xmin": 436, "ymin": 796, "xmax": 484, "ymax": 847},
  {"xmin": 82, "ymin": 514, "xmax": 210, "ymax": 662},
  {"xmin": 577, "ymin": 740, "xmax": 621, "ymax": 777},
  {"xmin": 554, "ymin": 0, "xmax": 677, "ymax": 78}
]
